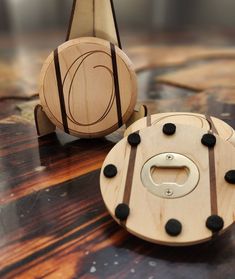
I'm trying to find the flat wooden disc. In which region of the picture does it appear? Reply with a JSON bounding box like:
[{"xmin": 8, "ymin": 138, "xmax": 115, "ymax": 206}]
[
  {"xmin": 124, "ymin": 112, "xmax": 235, "ymax": 147},
  {"xmin": 100, "ymin": 124, "xmax": 235, "ymax": 246},
  {"xmin": 39, "ymin": 37, "xmax": 137, "ymax": 138}
]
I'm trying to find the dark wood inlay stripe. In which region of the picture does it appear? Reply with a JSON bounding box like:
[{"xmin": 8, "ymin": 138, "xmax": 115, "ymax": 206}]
[
  {"xmin": 146, "ymin": 114, "xmax": 151, "ymax": 127},
  {"xmin": 65, "ymin": 0, "xmax": 77, "ymax": 41},
  {"xmin": 93, "ymin": 0, "xmax": 96, "ymax": 37},
  {"xmin": 54, "ymin": 49, "xmax": 69, "ymax": 134},
  {"xmin": 110, "ymin": 0, "xmax": 122, "ymax": 49},
  {"xmin": 208, "ymin": 147, "xmax": 218, "ymax": 215},
  {"xmin": 123, "ymin": 147, "xmax": 138, "ymax": 205},
  {"xmin": 205, "ymin": 115, "xmax": 218, "ymax": 219},
  {"xmin": 110, "ymin": 43, "xmax": 123, "ymax": 128},
  {"xmin": 206, "ymin": 115, "xmax": 219, "ymax": 135},
  {"xmin": 121, "ymin": 131, "xmax": 139, "ymax": 225}
]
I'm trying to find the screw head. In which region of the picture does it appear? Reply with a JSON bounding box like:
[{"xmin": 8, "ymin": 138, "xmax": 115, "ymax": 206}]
[
  {"xmin": 166, "ymin": 154, "xmax": 174, "ymax": 160},
  {"xmin": 165, "ymin": 189, "xmax": 173, "ymax": 197}
]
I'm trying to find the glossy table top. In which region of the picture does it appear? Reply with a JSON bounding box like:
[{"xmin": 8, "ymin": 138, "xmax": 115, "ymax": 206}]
[{"xmin": 0, "ymin": 30, "xmax": 235, "ymax": 279}]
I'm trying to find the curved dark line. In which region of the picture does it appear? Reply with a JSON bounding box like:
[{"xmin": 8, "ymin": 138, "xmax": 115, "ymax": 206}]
[
  {"xmin": 64, "ymin": 51, "xmax": 115, "ymax": 126},
  {"xmin": 44, "ymin": 48, "xmax": 133, "ymax": 131},
  {"xmin": 91, "ymin": 66, "xmax": 116, "ymax": 123},
  {"xmin": 67, "ymin": 52, "xmax": 113, "ymax": 125},
  {"xmin": 44, "ymin": 52, "xmax": 98, "ymax": 121},
  {"xmin": 44, "ymin": 50, "xmax": 114, "ymax": 128},
  {"xmin": 67, "ymin": 52, "xmax": 98, "ymax": 124},
  {"xmin": 62, "ymin": 50, "xmax": 111, "ymax": 86},
  {"xmin": 152, "ymin": 114, "xmax": 206, "ymax": 129},
  {"xmin": 68, "ymin": 64, "xmax": 115, "ymax": 126},
  {"xmin": 151, "ymin": 112, "xmax": 233, "ymax": 141}
]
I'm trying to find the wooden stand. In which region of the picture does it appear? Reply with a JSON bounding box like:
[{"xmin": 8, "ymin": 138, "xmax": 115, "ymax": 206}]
[
  {"xmin": 66, "ymin": 0, "xmax": 122, "ymax": 47},
  {"xmin": 34, "ymin": 105, "xmax": 56, "ymax": 137}
]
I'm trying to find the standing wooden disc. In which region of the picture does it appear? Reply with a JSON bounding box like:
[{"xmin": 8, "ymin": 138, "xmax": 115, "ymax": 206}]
[
  {"xmin": 100, "ymin": 124, "xmax": 235, "ymax": 246},
  {"xmin": 39, "ymin": 37, "xmax": 137, "ymax": 138},
  {"xmin": 124, "ymin": 112, "xmax": 235, "ymax": 147}
]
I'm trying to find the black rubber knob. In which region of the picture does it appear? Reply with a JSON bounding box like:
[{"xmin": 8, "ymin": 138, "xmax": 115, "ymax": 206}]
[
  {"xmin": 165, "ymin": 219, "xmax": 182, "ymax": 236},
  {"xmin": 201, "ymin": 133, "xmax": 216, "ymax": 148},
  {"xmin": 115, "ymin": 203, "xmax": 130, "ymax": 221},
  {"xmin": 128, "ymin": 133, "xmax": 141, "ymax": 146},
  {"xmin": 225, "ymin": 170, "xmax": 235, "ymax": 184},
  {"xmin": 103, "ymin": 164, "xmax": 117, "ymax": 178},
  {"xmin": 206, "ymin": 215, "xmax": 224, "ymax": 233},
  {"xmin": 163, "ymin": 123, "xmax": 176, "ymax": 135}
]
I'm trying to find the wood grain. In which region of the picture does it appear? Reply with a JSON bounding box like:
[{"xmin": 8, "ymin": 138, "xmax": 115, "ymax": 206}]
[
  {"xmin": 0, "ymin": 119, "xmax": 119, "ymax": 205},
  {"xmin": 124, "ymin": 112, "xmax": 235, "ymax": 147},
  {"xmin": 39, "ymin": 37, "xmax": 137, "ymax": 138},
  {"xmin": 1, "ymin": 30, "xmax": 235, "ymax": 278},
  {"xmin": 101, "ymin": 124, "xmax": 235, "ymax": 246},
  {"xmin": 0, "ymin": 119, "xmax": 235, "ymax": 277}
]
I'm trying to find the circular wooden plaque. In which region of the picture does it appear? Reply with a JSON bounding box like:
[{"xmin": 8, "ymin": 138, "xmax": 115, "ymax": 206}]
[
  {"xmin": 100, "ymin": 124, "xmax": 235, "ymax": 246},
  {"xmin": 125, "ymin": 112, "xmax": 235, "ymax": 147},
  {"xmin": 39, "ymin": 37, "xmax": 137, "ymax": 138}
]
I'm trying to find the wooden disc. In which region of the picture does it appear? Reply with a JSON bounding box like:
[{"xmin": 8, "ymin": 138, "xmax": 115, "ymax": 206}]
[
  {"xmin": 100, "ymin": 124, "xmax": 235, "ymax": 246},
  {"xmin": 39, "ymin": 37, "xmax": 137, "ymax": 138},
  {"xmin": 124, "ymin": 112, "xmax": 235, "ymax": 147}
]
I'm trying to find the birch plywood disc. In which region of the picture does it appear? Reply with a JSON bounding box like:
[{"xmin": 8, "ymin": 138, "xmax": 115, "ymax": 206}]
[
  {"xmin": 125, "ymin": 112, "xmax": 235, "ymax": 147},
  {"xmin": 100, "ymin": 124, "xmax": 235, "ymax": 246},
  {"xmin": 39, "ymin": 37, "xmax": 137, "ymax": 138}
]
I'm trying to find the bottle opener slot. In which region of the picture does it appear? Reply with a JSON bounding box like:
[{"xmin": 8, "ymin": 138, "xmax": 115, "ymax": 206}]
[{"xmin": 141, "ymin": 153, "xmax": 200, "ymax": 199}]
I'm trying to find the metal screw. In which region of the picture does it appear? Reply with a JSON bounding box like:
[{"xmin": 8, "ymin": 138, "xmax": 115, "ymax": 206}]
[
  {"xmin": 166, "ymin": 154, "xmax": 174, "ymax": 160},
  {"xmin": 165, "ymin": 189, "xmax": 173, "ymax": 196}
]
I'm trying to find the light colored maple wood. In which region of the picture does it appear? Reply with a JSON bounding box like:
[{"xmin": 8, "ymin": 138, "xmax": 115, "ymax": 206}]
[
  {"xmin": 39, "ymin": 37, "xmax": 137, "ymax": 138},
  {"xmin": 157, "ymin": 60, "xmax": 235, "ymax": 91},
  {"xmin": 34, "ymin": 104, "xmax": 56, "ymax": 137},
  {"xmin": 67, "ymin": 0, "xmax": 120, "ymax": 47},
  {"xmin": 124, "ymin": 112, "xmax": 235, "ymax": 147},
  {"xmin": 100, "ymin": 124, "xmax": 235, "ymax": 246}
]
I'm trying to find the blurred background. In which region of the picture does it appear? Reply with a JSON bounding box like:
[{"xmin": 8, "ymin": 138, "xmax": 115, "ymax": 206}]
[
  {"xmin": 1, "ymin": 0, "xmax": 235, "ymax": 102},
  {"xmin": 2, "ymin": 0, "xmax": 235, "ymax": 33},
  {"xmin": 2, "ymin": 0, "xmax": 235, "ymax": 42}
]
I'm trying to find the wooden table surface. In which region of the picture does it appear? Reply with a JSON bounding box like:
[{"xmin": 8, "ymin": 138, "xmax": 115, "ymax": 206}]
[{"xmin": 0, "ymin": 30, "xmax": 235, "ymax": 279}]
